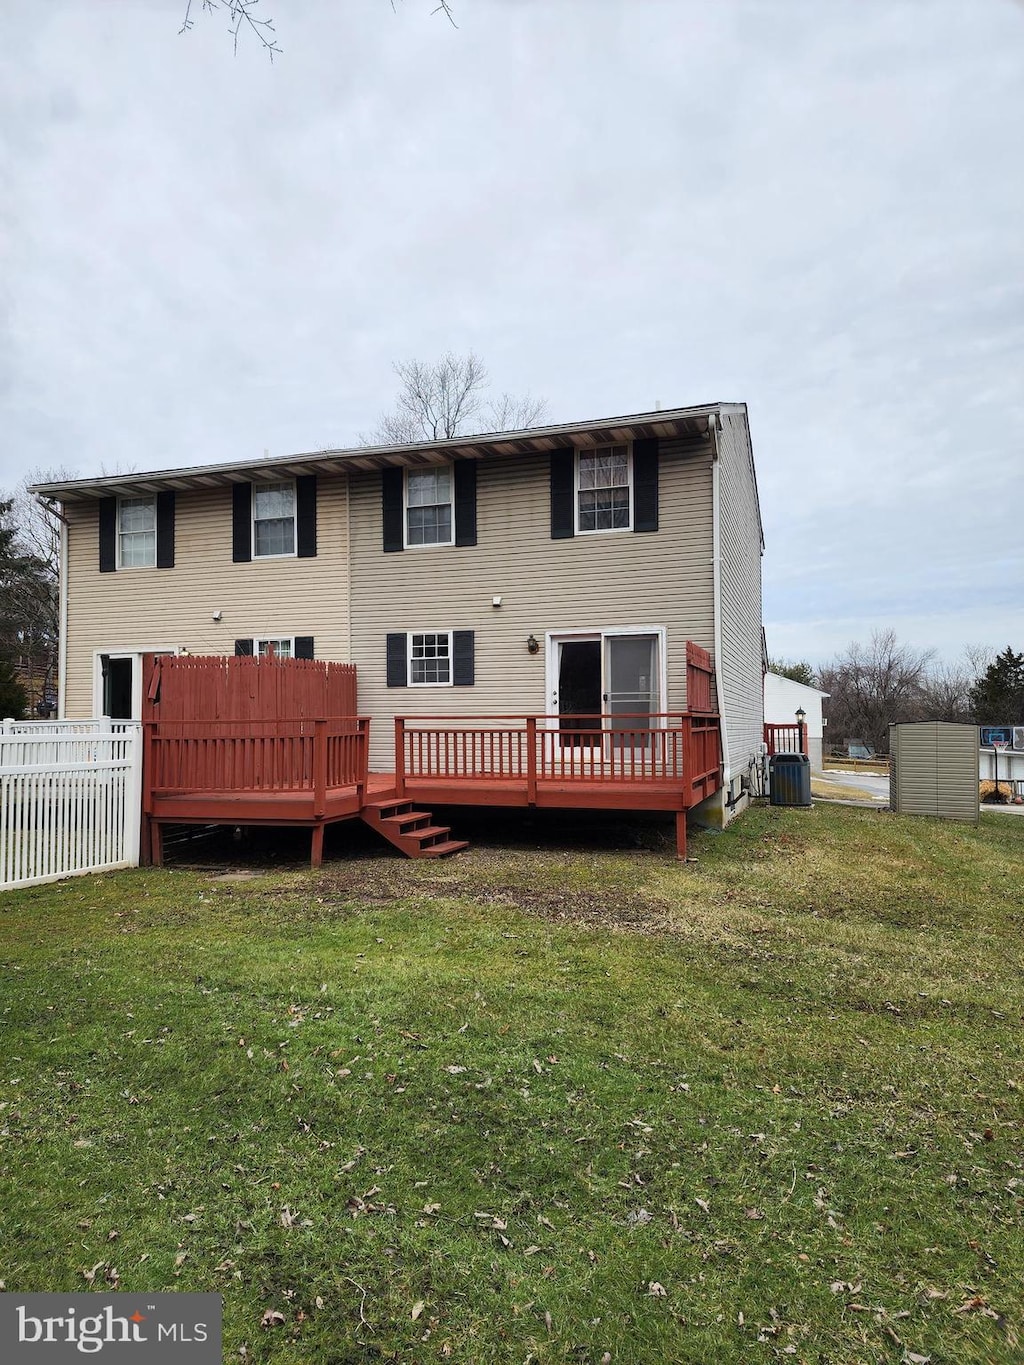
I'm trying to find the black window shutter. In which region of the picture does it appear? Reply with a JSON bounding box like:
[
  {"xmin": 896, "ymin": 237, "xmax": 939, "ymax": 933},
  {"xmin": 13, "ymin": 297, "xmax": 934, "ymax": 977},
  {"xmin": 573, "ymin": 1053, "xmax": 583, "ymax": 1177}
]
[
  {"xmin": 99, "ymin": 498, "xmax": 117, "ymax": 573},
  {"xmin": 232, "ymin": 483, "xmax": 252, "ymax": 562},
  {"xmin": 156, "ymin": 491, "xmax": 175, "ymax": 568},
  {"xmin": 386, "ymin": 633, "xmax": 408, "ymax": 686},
  {"xmin": 454, "ymin": 460, "xmax": 477, "ymax": 547},
  {"xmin": 294, "ymin": 636, "xmax": 314, "ymax": 659},
  {"xmin": 452, "ymin": 630, "xmax": 475, "ymax": 686},
  {"xmin": 382, "ymin": 468, "xmax": 404, "ymax": 552},
  {"xmin": 296, "ymin": 475, "xmax": 317, "ymax": 558},
  {"xmin": 549, "ymin": 448, "xmax": 575, "ymax": 539},
  {"xmin": 234, "ymin": 639, "xmax": 253, "ymax": 657},
  {"xmin": 632, "ymin": 438, "xmax": 660, "ymax": 533}
]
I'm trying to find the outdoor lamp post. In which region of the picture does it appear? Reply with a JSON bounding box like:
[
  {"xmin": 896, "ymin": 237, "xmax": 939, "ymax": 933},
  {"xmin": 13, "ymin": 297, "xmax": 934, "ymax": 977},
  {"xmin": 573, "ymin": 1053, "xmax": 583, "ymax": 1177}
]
[{"xmin": 795, "ymin": 707, "xmax": 807, "ymax": 756}]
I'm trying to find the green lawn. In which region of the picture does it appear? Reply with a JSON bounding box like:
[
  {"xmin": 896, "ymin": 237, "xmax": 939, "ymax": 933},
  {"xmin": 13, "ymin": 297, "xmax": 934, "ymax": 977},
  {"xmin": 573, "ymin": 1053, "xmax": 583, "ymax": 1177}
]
[{"xmin": 1, "ymin": 804, "xmax": 1021, "ymax": 1364}]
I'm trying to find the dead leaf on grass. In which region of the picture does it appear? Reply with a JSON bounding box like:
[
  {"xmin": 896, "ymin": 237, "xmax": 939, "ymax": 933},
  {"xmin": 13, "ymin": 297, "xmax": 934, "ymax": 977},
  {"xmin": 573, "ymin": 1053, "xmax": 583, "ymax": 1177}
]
[{"xmin": 260, "ymin": 1310, "xmax": 286, "ymax": 1329}]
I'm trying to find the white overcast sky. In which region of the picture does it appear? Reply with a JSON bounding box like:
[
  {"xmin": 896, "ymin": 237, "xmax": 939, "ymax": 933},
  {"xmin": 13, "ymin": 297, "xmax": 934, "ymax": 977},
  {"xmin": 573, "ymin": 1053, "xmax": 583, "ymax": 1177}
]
[{"xmin": 3, "ymin": 0, "xmax": 1023, "ymax": 665}]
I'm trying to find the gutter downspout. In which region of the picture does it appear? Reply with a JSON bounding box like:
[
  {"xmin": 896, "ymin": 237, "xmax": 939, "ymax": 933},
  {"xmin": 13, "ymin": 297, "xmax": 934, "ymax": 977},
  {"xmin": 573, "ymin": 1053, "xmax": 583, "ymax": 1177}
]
[{"xmin": 708, "ymin": 414, "xmax": 732, "ymax": 793}]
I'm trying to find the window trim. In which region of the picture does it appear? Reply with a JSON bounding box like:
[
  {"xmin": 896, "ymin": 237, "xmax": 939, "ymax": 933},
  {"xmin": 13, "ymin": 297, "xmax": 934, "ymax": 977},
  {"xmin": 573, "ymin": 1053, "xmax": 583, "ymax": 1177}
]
[
  {"xmin": 407, "ymin": 630, "xmax": 454, "ymax": 687},
  {"xmin": 116, "ymin": 495, "xmax": 157, "ymax": 570},
  {"xmin": 574, "ymin": 444, "xmax": 634, "ymax": 536},
  {"xmin": 403, "ymin": 465, "xmax": 455, "ymax": 550},
  {"xmin": 251, "ymin": 480, "xmax": 298, "ymax": 560}
]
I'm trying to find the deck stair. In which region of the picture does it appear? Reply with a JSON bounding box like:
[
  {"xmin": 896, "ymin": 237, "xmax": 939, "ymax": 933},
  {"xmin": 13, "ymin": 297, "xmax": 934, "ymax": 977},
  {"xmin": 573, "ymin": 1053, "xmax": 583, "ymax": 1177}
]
[{"xmin": 360, "ymin": 798, "xmax": 468, "ymax": 859}]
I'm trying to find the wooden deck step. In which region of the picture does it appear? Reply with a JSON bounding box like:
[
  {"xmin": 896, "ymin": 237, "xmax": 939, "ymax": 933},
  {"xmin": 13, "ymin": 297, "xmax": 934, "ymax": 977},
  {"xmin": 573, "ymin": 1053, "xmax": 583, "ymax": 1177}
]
[
  {"xmin": 360, "ymin": 800, "xmax": 467, "ymax": 859},
  {"xmin": 418, "ymin": 838, "xmax": 470, "ymax": 858}
]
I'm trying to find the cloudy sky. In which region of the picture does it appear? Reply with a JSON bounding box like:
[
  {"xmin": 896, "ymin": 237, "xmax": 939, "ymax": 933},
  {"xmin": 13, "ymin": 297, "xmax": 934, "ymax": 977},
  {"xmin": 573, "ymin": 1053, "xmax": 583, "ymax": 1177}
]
[{"xmin": 3, "ymin": 0, "xmax": 1022, "ymax": 665}]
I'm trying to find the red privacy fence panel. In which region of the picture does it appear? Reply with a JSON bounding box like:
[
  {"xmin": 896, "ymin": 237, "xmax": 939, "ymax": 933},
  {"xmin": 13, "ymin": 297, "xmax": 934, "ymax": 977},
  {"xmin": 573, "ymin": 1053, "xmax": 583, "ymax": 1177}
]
[
  {"xmin": 686, "ymin": 641, "xmax": 717, "ymax": 714},
  {"xmin": 143, "ymin": 654, "xmax": 357, "ymax": 723}
]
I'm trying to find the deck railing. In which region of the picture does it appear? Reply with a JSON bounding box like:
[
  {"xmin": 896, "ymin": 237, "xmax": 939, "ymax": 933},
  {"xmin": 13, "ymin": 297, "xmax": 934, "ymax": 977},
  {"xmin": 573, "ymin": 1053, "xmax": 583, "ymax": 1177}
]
[
  {"xmin": 144, "ymin": 718, "xmax": 370, "ymax": 815},
  {"xmin": 763, "ymin": 722, "xmax": 808, "ymax": 757},
  {"xmin": 395, "ymin": 714, "xmax": 722, "ymax": 805}
]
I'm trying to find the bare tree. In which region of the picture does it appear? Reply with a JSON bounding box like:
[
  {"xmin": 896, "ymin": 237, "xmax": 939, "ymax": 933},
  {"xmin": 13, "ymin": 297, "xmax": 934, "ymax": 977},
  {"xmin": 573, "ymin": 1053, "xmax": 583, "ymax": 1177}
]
[
  {"xmin": 819, "ymin": 629, "xmax": 935, "ymax": 755},
  {"xmin": 362, "ymin": 352, "xmax": 546, "ymax": 446},
  {"xmin": 484, "ymin": 390, "xmax": 548, "ymax": 433},
  {"xmin": 918, "ymin": 659, "xmax": 975, "ymax": 724}
]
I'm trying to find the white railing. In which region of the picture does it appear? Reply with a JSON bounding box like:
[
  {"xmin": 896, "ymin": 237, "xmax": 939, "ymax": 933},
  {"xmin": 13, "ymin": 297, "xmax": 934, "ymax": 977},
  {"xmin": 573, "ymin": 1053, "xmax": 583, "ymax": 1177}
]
[{"xmin": 0, "ymin": 718, "xmax": 143, "ymax": 891}]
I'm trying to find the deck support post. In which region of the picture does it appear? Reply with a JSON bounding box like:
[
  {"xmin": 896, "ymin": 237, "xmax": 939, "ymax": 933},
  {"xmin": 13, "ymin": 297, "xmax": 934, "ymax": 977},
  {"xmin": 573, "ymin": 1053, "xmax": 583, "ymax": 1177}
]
[
  {"xmin": 311, "ymin": 823, "xmax": 325, "ymax": 868},
  {"xmin": 150, "ymin": 819, "xmax": 164, "ymax": 867},
  {"xmin": 675, "ymin": 811, "xmax": 687, "ymax": 861}
]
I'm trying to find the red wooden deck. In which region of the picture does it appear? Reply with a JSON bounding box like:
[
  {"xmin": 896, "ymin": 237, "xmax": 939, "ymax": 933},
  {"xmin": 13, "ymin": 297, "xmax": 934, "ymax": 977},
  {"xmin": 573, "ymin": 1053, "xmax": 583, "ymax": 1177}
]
[{"xmin": 142, "ymin": 712, "xmax": 722, "ymax": 864}]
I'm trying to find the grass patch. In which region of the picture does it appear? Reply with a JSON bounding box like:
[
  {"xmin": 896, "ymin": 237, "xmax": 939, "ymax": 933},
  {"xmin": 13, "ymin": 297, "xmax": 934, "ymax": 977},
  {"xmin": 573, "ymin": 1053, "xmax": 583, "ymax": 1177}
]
[{"xmin": 1, "ymin": 804, "xmax": 1022, "ymax": 1362}]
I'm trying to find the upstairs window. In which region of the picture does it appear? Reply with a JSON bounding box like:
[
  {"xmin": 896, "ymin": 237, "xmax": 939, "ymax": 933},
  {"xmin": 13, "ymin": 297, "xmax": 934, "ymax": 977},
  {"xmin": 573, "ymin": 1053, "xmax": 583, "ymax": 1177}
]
[
  {"xmin": 576, "ymin": 445, "xmax": 632, "ymax": 533},
  {"xmin": 410, "ymin": 631, "xmax": 452, "ymax": 685},
  {"xmin": 118, "ymin": 497, "xmax": 157, "ymax": 567},
  {"xmin": 405, "ymin": 467, "xmax": 454, "ymax": 547},
  {"xmin": 253, "ymin": 482, "xmax": 296, "ymax": 558}
]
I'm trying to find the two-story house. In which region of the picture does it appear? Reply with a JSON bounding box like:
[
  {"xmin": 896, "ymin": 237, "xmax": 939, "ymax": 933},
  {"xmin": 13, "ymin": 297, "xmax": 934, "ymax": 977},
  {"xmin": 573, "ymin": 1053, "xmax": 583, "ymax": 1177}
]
[{"xmin": 32, "ymin": 401, "xmax": 764, "ymax": 847}]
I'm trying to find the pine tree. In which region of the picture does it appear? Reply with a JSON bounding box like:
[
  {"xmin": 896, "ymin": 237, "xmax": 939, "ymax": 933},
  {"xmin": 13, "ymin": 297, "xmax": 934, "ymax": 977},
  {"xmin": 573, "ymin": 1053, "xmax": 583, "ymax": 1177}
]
[{"xmin": 970, "ymin": 647, "xmax": 1024, "ymax": 725}]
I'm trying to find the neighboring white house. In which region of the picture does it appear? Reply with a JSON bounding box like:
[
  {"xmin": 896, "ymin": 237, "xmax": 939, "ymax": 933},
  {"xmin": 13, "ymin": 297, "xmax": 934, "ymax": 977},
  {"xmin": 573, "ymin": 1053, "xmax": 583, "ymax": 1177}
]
[{"xmin": 764, "ymin": 672, "xmax": 829, "ymax": 773}]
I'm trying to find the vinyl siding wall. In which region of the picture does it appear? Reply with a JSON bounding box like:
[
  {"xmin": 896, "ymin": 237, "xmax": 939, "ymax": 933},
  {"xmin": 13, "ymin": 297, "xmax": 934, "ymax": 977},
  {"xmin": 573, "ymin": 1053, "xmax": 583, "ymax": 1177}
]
[
  {"xmin": 350, "ymin": 437, "xmax": 716, "ymax": 769},
  {"xmin": 891, "ymin": 722, "xmax": 979, "ymax": 822},
  {"xmin": 715, "ymin": 411, "xmax": 764, "ymax": 783},
  {"xmin": 62, "ymin": 476, "xmax": 351, "ymax": 717}
]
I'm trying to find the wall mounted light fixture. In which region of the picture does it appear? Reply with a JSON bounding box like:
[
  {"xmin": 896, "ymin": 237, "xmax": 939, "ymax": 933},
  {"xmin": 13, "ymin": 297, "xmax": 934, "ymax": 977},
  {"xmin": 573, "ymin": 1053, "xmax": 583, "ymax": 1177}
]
[
  {"xmin": 492, "ymin": 596, "xmax": 502, "ymax": 608},
  {"xmin": 212, "ymin": 610, "xmax": 223, "ymax": 622},
  {"xmin": 526, "ymin": 634, "xmax": 540, "ymax": 654}
]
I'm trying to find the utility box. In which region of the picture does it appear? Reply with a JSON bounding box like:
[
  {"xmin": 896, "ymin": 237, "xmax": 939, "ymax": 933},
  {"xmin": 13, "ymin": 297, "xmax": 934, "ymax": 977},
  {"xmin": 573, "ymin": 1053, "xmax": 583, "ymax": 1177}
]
[
  {"xmin": 889, "ymin": 722, "xmax": 978, "ymax": 823},
  {"xmin": 769, "ymin": 752, "xmax": 811, "ymax": 807}
]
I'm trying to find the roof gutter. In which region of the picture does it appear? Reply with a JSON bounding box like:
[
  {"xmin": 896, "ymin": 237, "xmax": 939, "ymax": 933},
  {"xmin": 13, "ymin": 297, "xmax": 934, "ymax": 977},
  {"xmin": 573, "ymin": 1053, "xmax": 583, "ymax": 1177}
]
[{"xmin": 708, "ymin": 413, "xmax": 732, "ymax": 788}]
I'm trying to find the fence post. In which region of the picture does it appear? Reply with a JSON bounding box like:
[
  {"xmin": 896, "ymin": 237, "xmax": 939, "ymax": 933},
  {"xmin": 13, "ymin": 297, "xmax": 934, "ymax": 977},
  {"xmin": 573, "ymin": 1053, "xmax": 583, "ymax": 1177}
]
[
  {"xmin": 123, "ymin": 725, "xmax": 143, "ymax": 867},
  {"xmin": 394, "ymin": 717, "xmax": 406, "ymax": 798},
  {"xmin": 526, "ymin": 716, "xmax": 537, "ymax": 804}
]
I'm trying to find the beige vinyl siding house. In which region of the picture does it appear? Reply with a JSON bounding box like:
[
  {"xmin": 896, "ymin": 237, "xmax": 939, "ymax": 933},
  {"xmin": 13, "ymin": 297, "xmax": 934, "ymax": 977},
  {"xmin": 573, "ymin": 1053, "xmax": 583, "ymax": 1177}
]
[
  {"xmin": 60, "ymin": 475, "xmax": 351, "ymax": 719},
  {"xmin": 349, "ymin": 433, "xmax": 716, "ymax": 770},
  {"xmin": 36, "ymin": 399, "xmax": 764, "ymax": 826}
]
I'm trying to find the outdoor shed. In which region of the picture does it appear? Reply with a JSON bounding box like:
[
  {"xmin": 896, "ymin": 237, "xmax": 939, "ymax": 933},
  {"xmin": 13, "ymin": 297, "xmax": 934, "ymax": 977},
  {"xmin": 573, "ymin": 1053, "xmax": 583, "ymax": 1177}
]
[{"xmin": 889, "ymin": 721, "xmax": 979, "ymax": 823}]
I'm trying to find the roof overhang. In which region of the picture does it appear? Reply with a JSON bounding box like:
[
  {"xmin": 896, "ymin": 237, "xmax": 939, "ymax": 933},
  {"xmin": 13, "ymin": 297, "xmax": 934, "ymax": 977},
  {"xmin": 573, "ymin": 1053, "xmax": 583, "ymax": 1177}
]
[{"xmin": 30, "ymin": 402, "xmax": 739, "ymax": 504}]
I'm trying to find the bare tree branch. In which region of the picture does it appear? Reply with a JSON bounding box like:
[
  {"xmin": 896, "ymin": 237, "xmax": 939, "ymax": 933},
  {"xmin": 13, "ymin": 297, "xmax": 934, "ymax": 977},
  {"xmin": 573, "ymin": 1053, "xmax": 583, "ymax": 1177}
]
[
  {"xmin": 180, "ymin": 0, "xmax": 461, "ymax": 58},
  {"xmin": 361, "ymin": 351, "xmax": 545, "ymax": 446},
  {"xmin": 485, "ymin": 391, "xmax": 548, "ymax": 433},
  {"xmin": 180, "ymin": 0, "xmax": 282, "ymax": 59}
]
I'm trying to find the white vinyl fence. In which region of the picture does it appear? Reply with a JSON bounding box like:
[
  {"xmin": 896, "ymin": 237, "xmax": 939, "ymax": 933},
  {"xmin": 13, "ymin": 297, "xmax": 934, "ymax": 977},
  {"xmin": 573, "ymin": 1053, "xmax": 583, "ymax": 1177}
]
[{"xmin": 0, "ymin": 719, "xmax": 143, "ymax": 891}]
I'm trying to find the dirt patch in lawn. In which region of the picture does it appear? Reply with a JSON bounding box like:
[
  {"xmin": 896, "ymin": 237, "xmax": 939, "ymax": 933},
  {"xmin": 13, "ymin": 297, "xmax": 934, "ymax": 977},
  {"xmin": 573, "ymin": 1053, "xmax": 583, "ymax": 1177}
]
[{"xmin": 313, "ymin": 851, "xmax": 678, "ymax": 932}]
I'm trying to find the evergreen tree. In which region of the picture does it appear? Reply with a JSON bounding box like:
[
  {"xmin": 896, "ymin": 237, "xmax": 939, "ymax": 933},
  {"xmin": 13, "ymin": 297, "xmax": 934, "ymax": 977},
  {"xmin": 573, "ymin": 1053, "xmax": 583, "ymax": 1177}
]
[
  {"xmin": 970, "ymin": 647, "xmax": 1024, "ymax": 725},
  {"xmin": 768, "ymin": 658, "xmax": 818, "ymax": 687}
]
